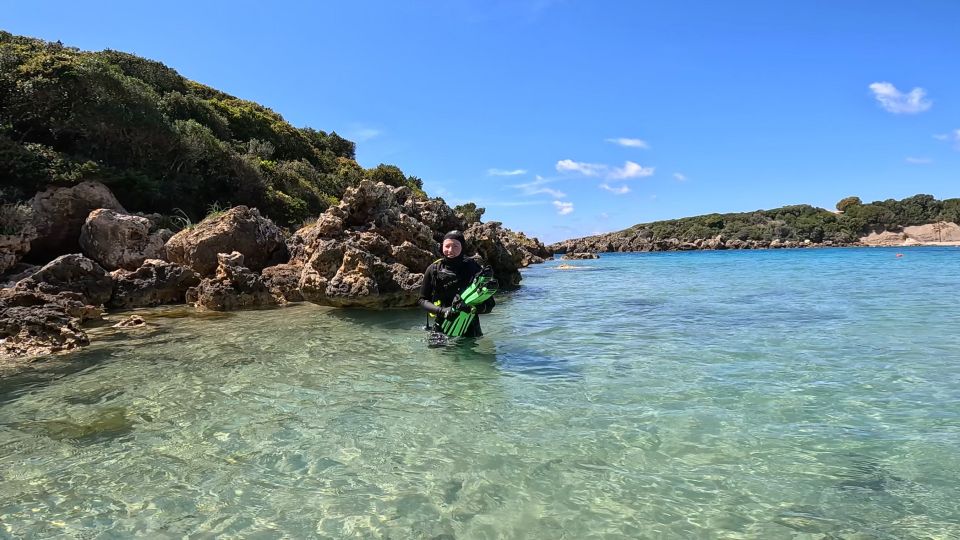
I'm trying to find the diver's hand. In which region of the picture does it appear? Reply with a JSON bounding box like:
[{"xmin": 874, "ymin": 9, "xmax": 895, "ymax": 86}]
[
  {"xmin": 439, "ymin": 306, "xmax": 457, "ymax": 319},
  {"xmin": 451, "ymin": 294, "xmax": 467, "ymax": 312},
  {"xmin": 476, "ymin": 297, "xmax": 495, "ymax": 315}
]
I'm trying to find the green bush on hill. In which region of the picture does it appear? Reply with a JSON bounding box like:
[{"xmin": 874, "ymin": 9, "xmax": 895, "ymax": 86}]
[
  {"xmin": 0, "ymin": 31, "xmax": 435, "ymax": 228},
  {"xmin": 623, "ymin": 195, "xmax": 960, "ymax": 244}
]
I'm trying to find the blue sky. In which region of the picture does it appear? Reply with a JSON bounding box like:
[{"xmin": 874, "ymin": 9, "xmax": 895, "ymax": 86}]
[{"xmin": 5, "ymin": 1, "xmax": 960, "ymax": 243}]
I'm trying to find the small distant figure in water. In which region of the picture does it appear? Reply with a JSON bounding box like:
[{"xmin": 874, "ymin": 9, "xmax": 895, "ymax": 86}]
[
  {"xmin": 896, "ymin": 253, "xmax": 904, "ymax": 258},
  {"xmin": 418, "ymin": 231, "xmax": 495, "ymax": 339}
]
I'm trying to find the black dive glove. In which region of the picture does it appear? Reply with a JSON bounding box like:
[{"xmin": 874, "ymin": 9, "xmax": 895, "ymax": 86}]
[{"xmin": 474, "ymin": 297, "xmax": 495, "ymax": 315}]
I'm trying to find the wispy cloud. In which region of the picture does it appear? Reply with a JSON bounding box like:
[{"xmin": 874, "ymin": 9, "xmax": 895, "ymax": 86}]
[
  {"xmin": 556, "ymin": 159, "xmax": 605, "ymax": 176},
  {"xmin": 486, "ymin": 200, "xmax": 550, "ymax": 207},
  {"xmin": 609, "ymin": 161, "xmax": 655, "ymax": 180},
  {"xmin": 606, "ymin": 137, "xmax": 649, "ymax": 149},
  {"xmin": 347, "ymin": 126, "xmax": 382, "ymax": 142},
  {"xmin": 905, "ymin": 157, "xmax": 932, "ymax": 164},
  {"xmin": 488, "ymin": 168, "xmax": 527, "ymax": 176},
  {"xmin": 933, "ymin": 129, "xmax": 960, "ymax": 149},
  {"xmin": 673, "ymin": 173, "xmax": 687, "ymax": 182},
  {"xmin": 558, "ymin": 159, "xmax": 655, "ymax": 180},
  {"xmin": 553, "ymin": 200, "xmax": 574, "ymax": 215},
  {"xmin": 600, "ymin": 183, "xmax": 630, "ymax": 195},
  {"xmin": 599, "ymin": 212, "xmax": 609, "ymax": 219},
  {"xmin": 869, "ymin": 82, "xmax": 932, "ymax": 114},
  {"xmin": 511, "ymin": 175, "xmax": 566, "ymax": 198}
]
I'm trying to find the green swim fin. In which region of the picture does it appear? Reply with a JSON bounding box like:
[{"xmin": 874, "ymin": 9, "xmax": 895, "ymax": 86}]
[
  {"xmin": 441, "ymin": 310, "xmax": 476, "ymax": 337},
  {"xmin": 438, "ymin": 267, "xmax": 499, "ymax": 337}
]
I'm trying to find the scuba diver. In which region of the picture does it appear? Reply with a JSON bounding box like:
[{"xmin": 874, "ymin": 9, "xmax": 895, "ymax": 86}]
[{"xmin": 418, "ymin": 231, "xmax": 496, "ymax": 338}]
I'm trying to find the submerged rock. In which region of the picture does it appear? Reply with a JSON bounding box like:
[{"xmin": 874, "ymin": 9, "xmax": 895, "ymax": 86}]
[{"xmin": 113, "ymin": 315, "xmax": 146, "ymax": 328}]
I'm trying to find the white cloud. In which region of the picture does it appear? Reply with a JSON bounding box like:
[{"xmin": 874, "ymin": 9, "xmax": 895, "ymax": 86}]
[
  {"xmin": 869, "ymin": 82, "xmax": 932, "ymax": 114},
  {"xmin": 511, "ymin": 175, "xmax": 566, "ymax": 198},
  {"xmin": 609, "ymin": 161, "xmax": 655, "ymax": 180},
  {"xmin": 905, "ymin": 157, "xmax": 932, "ymax": 164},
  {"xmin": 600, "ymin": 183, "xmax": 630, "ymax": 195},
  {"xmin": 605, "ymin": 137, "xmax": 649, "ymax": 149},
  {"xmin": 599, "ymin": 212, "xmax": 609, "ymax": 219},
  {"xmin": 488, "ymin": 168, "xmax": 527, "ymax": 176},
  {"xmin": 348, "ymin": 126, "xmax": 382, "ymax": 141},
  {"xmin": 553, "ymin": 200, "xmax": 574, "ymax": 215},
  {"xmin": 673, "ymin": 173, "xmax": 687, "ymax": 182},
  {"xmin": 934, "ymin": 129, "xmax": 960, "ymax": 149},
  {"xmin": 485, "ymin": 200, "xmax": 549, "ymax": 207},
  {"xmin": 556, "ymin": 159, "xmax": 605, "ymax": 176}
]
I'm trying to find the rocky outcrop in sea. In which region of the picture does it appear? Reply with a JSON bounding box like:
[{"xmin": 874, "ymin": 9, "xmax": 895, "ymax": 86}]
[
  {"xmin": 551, "ymin": 233, "xmax": 851, "ymax": 254},
  {"xmin": 0, "ymin": 180, "xmax": 547, "ymax": 366}
]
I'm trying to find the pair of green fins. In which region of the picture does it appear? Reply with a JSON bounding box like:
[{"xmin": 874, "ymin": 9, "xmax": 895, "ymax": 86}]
[{"xmin": 440, "ymin": 267, "xmax": 499, "ymax": 337}]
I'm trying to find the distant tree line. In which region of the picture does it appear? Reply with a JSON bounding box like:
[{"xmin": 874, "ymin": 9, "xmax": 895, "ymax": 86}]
[
  {"xmin": 627, "ymin": 194, "xmax": 960, "ymax": 244},
  {"xmin": 0, "ymin": 32, "xmax": 432, "ymax": 227}
]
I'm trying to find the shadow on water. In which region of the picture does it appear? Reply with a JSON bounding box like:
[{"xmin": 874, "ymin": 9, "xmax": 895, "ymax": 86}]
[
  {"xmin": 420, "ymin": 330, "xmax": 579, "ymax": 382},
  {"xmin": 621, "ymin": 297, "xmax": 667, "ymax": 315},
  {"xmin": 13, "ymin": 406, "xmax": 138, "ymax": 445},
  {"xmin": 327, "ymin": 307, "xmax": 426, "ymax": 331},
  {"xmin": 494, "ymin": 348, "xmax": 582, "ymax": 381},
  {"xmin": 0, "ymin": 349, "xmax": 112, "ymax": 406}
]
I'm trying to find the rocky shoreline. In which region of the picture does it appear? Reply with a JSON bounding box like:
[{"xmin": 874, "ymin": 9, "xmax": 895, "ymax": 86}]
[
  {"xmin": 550, "ymin": 221, "xmax": 960, "ymax": 254},
  {"xmin": 0, "ymin": 180, "xmax": 551, "ymax": 370}
]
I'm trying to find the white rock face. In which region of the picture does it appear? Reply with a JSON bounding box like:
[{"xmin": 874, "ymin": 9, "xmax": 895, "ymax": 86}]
[{"xmin": 79, "ymin": 209, "xmax": 170, "ymax": 270}]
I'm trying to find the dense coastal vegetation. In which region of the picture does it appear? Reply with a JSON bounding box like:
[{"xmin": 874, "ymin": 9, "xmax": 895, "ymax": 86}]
[
  {"xmin": 0, "ymin": 31, "xmax": 437, "ymax": 228},
  {"xmin": 553, "ymin": 195, "xmax": 960, "ymax": 252}
]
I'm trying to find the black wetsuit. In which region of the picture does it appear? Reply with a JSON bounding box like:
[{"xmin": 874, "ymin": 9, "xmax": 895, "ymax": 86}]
[{"xmin": 418, "ymin": 256, "xmax": 495, "ymax": 337}]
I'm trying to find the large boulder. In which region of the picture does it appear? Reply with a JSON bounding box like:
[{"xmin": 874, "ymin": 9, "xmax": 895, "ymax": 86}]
[
  {"xmin": 290, "ymin": 181, "xmax": 437, "ymax": 308},
  {"xmin": 187, "ymin": 252, "xmax": 277, "ymax": 311},
  {"xmin": 299, "ymin": 245, "xmax": 422, "ymax": 308},
  {"xmin": 28, "ymin": 181, "xmax": 125, "ymax": 261},
  {"xmin": 0, "ymin": 203, "xmax": 38, "ymax": 275},
  {"xmin": 165, "ymin": 206, "xmax": 289, "ymax": 276},
  {"xmin": 464, "ymin": 222, "xmax": 524, "ymax": 287},
  {"xmin": 109, "ymin": 259, "xmax": 201, "ymax": 309},
  {"xmin": 0, "ymin": 289, "xmax": 102, "ymax": 360},
  {"xmin": 14, "ymin": 254, "xmax": 113, "ymax": 306},
  {"xmin": 400, "ymin": 190, "xmax": 464, "ymax": 236},
  {"xmin": 80, "ymin": 209, "xmax": 171, "ymax": 270},
  {"xmin": 291, "ymin": 180, "xmax": 544, "ymax": 308},
  {"xmin": 261, "ymin": 263, "xmax": 304, "ymax": 303}
]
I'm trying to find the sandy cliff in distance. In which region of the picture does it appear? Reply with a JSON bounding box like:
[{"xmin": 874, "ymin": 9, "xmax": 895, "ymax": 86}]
[{"xmin": 860, "ymin": 222, "xmax": 960, "ymax": 246}]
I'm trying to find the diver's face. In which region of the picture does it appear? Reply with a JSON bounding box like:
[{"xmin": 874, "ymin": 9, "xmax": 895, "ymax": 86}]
[{"xmin": 442, "ymin": 239, "xmax": 462, "ymax": 258}]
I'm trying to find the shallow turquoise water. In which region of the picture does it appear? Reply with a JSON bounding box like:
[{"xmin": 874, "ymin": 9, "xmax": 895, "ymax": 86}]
[{"xmin": 1, "ymin": 247, "xmax": 959, "ymax": 538}]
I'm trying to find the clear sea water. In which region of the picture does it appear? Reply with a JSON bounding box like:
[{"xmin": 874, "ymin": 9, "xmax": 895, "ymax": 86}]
[{"xmin": 1, "ymin": 247, "xmax": 959, "ymax": 539}]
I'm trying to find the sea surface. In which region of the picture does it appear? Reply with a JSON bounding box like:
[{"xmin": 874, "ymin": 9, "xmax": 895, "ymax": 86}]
[{"xmin": 1, "ymin": 247, "xmax": 959, "ymax": 539}]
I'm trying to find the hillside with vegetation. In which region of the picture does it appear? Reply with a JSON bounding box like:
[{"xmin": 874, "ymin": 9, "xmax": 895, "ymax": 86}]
[
  {"xmin": 0, "ymin": 31, "xmax": 444, "ymax": 228},
  {"xmin": 552, "ymin": 195, "xmax": 960, "ymax": 253}
]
